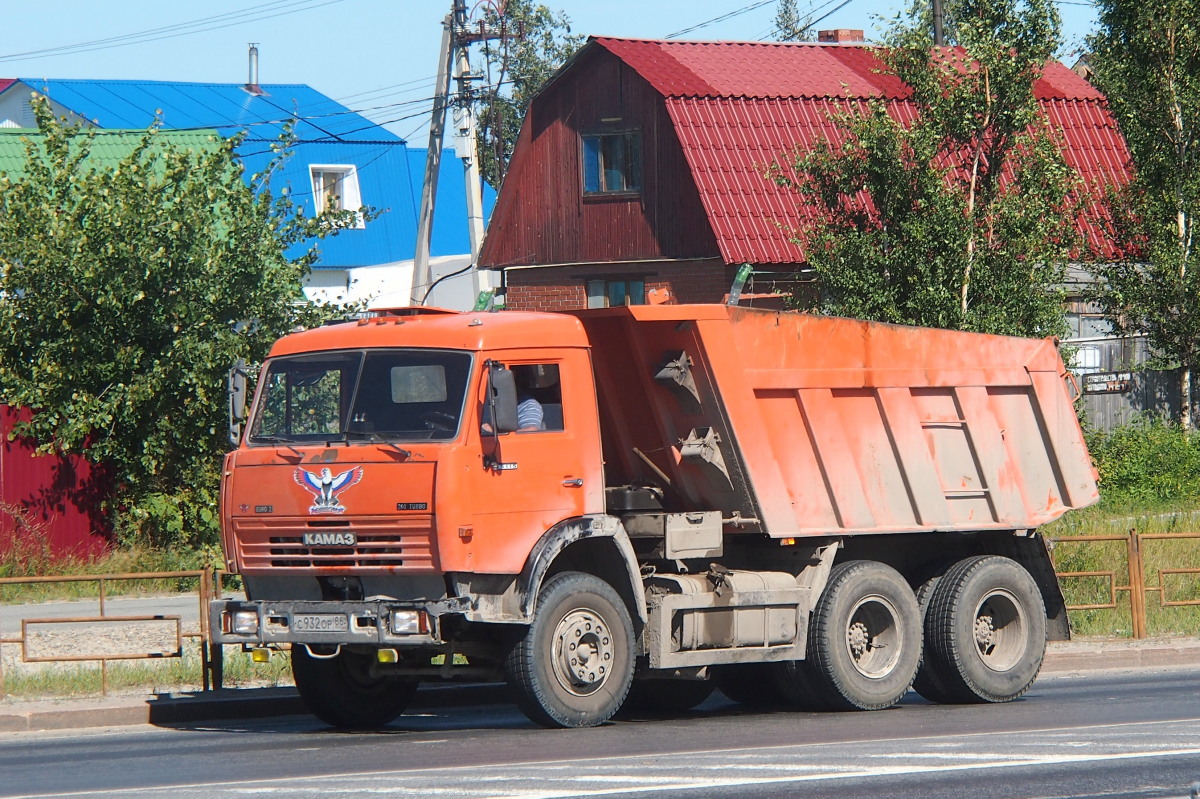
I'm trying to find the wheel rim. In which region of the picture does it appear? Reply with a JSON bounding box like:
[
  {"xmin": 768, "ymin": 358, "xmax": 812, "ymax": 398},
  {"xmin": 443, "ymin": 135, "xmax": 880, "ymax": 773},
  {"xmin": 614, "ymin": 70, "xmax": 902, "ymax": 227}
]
[
  {"xmin": 551, "ymin": 607, "xmax": 613, "ymax": 696},
  {"xmin": 973, "ymin": 588, "xmax": 1027, "ymax": 672},
  {"xmin": 844, "ymin": 593, "xmax": 903, "ymax": 679}
]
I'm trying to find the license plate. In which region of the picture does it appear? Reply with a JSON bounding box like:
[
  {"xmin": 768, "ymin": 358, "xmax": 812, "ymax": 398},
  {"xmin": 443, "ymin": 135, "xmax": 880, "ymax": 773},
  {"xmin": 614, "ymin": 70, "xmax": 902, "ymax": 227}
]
[{"xmin": 292, "ymin": 613, "xmax": 349, "ymax": 633}]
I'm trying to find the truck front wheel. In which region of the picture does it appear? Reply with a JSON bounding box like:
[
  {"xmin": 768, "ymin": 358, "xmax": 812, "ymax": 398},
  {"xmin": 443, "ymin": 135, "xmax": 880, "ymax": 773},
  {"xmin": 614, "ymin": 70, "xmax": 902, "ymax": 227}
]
[
  {"xmin": 923, "ymin": 555, "xmax": 1046, "ymax": 703},
  {"xmin": 804, "ymin": 560, "xmax": 921, "ymax": 711},
  {"xmin": 506, "ymin": 571, "xmax": 635, "ymax": 728},
  {"xmin": 291, "ymin": 645, "xmax": 418, "ymax": 729}
]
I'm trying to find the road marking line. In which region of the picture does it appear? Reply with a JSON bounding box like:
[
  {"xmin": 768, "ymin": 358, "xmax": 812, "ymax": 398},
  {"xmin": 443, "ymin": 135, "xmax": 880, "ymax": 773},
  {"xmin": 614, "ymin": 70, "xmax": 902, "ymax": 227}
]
[{"xmin": 9, "ymin": 745, "xmax": 1200, "ymax": 798}]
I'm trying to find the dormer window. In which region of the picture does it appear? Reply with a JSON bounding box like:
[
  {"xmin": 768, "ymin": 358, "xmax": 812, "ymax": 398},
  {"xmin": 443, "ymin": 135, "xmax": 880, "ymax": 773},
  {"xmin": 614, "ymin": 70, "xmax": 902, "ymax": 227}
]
[
  {"xmin": 310, "ymin": 164, "xmax": 365, "ymax": 228},
  {"xmin": 582, "ymin": 131, "xmax": 641, "ymax": 195}
]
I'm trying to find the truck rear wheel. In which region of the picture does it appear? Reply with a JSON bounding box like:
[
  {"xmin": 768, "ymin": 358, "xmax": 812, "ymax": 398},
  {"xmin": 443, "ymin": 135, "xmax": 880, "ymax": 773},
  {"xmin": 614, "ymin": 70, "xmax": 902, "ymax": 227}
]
[
  {"xmin": 290, "ymin": 645, "xmax": 418, "ymax": 729},
  {"xmin": 506, "ymin": 571, "xmax": 634, "ymax": 728},
  {"xmin": 924, "ymin": 555, "xmax": 1046, "ymax": 703},
  {"xmin": 911, "ymin": 575, "xmax": 957, "ymax": 703},
  {"xmin": 767, "ymin": 659, "xmax": 830, "ymax": 711},
  {"xmin": 804, "ymin": 560, "xmax": 921, "ymax": 711}
]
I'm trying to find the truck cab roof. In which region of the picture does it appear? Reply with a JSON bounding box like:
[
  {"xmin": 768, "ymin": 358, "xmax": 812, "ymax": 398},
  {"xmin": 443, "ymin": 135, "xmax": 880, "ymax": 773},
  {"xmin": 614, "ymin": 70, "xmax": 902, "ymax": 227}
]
[{"xmin": 269, "ymin": 308, "xmax": 591, "ymax": 357}]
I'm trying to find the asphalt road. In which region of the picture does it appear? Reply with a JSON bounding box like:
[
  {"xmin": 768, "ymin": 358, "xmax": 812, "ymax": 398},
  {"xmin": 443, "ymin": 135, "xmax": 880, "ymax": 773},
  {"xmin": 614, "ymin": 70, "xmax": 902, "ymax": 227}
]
[
  {"xmin": 0, "ymin": 594, "xmax": 213, "ymax": 630},
  {"xmin": 1, "ymin": 666, "xmax": 1198, "ymax": 798}
]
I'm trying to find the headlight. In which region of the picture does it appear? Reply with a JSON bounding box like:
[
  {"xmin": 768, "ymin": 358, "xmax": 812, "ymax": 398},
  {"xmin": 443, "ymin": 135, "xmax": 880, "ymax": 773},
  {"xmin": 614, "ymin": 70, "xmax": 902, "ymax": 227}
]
[
  {"xmin": 230, "ymin": 609, "xmax": 260, "ymax": 634},
  {"xmin": 390, "ymin": 610, "xmax": 425, "ymax": 635}
]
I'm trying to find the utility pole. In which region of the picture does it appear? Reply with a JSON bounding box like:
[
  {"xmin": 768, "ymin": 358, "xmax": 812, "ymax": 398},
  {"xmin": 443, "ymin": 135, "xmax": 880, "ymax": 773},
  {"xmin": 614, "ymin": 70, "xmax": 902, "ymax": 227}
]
[
  {"xmin": 411, "ymin": 0, "xmax": 506, "ymax": 306},
  {"xmin": 932, "ymin": 0, "xmax": 945, "ymax": 46}
]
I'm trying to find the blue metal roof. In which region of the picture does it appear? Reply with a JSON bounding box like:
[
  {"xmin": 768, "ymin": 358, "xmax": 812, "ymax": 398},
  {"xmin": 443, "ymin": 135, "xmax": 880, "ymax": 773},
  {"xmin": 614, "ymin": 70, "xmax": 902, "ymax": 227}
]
[
  {"xmin": 16, "ymin": 78, "xmax": 390, "ymax": 143},
  {"xmin": 7, "ymin": 78, "xmax": 495, "ymax": 267},
  {"xmin": 239, "ymin": 140, "xmax": 496, "ymax": 267}
]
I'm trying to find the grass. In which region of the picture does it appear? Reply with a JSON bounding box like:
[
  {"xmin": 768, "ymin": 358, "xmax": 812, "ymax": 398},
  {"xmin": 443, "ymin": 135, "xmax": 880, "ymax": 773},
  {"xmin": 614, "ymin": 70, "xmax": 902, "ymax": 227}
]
[
  {"xmin": 0, "ymin": 643, "xmax": 293, "ymax": 701},
  {"xmin": 0, "ymin": 544, "xmax": 234, "ymax": 605},
  {"xmin": 1, "ymin": 500, "xmax": 235, "ymax": 604}
]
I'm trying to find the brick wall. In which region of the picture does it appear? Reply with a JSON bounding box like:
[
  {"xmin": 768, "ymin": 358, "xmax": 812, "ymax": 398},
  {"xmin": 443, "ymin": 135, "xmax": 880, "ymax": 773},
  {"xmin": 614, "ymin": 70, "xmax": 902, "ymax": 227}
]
[{"xmin": 499, "ymin": 260, "xmax": 788, "ymax": 311}]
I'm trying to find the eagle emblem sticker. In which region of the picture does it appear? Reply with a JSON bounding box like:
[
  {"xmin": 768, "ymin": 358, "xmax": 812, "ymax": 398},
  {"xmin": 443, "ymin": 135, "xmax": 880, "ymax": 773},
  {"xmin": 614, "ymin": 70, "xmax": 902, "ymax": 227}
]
[{"xmin": 294, "ymin": 466, "xmax": 364, "ymax": 515}]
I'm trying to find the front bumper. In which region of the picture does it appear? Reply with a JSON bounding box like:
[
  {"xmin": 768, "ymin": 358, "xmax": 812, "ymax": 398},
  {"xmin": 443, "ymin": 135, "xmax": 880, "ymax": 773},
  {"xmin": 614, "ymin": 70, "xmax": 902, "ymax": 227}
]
[{"xmin": 209, "ymin": 596, "xmax": 473, "ymax": 647}]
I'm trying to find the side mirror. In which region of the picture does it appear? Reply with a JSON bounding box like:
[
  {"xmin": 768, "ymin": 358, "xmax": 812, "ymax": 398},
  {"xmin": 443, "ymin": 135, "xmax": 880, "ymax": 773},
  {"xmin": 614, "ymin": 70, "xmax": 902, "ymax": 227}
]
[
  {"xmin": 486, "ymin": 363, "xmax": 519, "ymax": 434},
  {"xmin": 228, "ymin": 359, "xmax": 249, "ymax": 447}
]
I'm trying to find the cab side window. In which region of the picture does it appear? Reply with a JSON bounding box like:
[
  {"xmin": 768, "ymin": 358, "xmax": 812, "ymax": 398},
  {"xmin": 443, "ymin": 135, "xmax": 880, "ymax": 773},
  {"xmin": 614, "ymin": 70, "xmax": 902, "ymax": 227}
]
[{"xmin": 511, "ymin": 364, "xmax": 563, "ymax": 432}]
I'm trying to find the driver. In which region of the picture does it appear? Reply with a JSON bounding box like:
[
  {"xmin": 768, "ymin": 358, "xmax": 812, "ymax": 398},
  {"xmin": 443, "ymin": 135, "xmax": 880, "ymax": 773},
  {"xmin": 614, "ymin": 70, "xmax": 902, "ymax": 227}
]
[{"xmin": 513, "ymin": 366, "xmax": 547, "ymax": 432}]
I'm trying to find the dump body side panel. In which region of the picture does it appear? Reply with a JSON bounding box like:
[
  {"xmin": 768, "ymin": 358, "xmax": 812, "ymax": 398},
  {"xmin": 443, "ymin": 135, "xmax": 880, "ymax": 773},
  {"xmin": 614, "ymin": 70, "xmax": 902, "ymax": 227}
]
[{"xmin": 572, "ymin": 305, "xmax": 1098, "ymax": 538}]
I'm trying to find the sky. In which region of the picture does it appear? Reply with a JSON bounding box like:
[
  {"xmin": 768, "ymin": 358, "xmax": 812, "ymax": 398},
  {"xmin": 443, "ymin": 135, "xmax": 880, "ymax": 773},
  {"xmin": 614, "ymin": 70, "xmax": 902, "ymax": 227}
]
[{"xmin": 0, "ymin": 0, "xmax": 1100, "ymax": 144}]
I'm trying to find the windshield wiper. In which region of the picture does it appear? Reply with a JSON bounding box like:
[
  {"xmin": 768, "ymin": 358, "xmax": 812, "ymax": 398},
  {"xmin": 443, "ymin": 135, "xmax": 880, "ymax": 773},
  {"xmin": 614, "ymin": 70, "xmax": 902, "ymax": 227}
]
[
  {"xmin": 253, "ymin": 436, "xmax": 304, "ymax": 458},
  {"xmin": 345, "ymin": 430, "xmax": 412, "ymax": 459}
]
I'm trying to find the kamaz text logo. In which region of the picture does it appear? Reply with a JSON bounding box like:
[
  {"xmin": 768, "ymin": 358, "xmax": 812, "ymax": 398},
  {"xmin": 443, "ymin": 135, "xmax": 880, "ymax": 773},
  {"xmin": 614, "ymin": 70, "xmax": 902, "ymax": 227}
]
[{"xmin": 302, "ymin": 532, "xmax": 358, "ymax": 546}]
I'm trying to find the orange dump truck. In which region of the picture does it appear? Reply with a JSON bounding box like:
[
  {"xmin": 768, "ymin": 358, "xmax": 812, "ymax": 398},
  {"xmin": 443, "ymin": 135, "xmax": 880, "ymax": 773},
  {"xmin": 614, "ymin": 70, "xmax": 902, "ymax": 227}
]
[{"xmin": 211, "ymin": 304, "xmax": 1098, "ymax": 728}]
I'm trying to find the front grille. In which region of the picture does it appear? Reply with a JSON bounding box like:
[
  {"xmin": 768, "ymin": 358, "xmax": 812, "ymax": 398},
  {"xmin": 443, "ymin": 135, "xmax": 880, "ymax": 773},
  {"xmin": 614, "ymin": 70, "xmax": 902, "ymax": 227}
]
[{"xmin": 234, "ymin": 515, "xmax": 437, "ymax": 572}]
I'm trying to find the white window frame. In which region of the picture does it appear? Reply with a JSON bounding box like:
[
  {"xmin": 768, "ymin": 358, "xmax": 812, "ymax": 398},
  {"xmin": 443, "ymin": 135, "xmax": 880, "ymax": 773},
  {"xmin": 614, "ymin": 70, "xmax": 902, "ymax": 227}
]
[{"xmin": 310, "ymin": 164, "xmax": 366, "ymax": 229}]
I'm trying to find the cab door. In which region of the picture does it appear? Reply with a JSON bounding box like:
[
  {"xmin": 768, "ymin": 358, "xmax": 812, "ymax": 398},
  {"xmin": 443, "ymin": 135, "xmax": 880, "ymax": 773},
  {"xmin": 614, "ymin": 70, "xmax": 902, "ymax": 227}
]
[{"xmin": 458, "ymin": 349, "xmax": 603, "ymax": 574}]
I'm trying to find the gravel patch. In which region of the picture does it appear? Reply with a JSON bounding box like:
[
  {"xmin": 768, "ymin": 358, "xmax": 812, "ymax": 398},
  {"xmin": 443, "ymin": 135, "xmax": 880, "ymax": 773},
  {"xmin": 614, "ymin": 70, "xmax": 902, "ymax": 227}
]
[{"xmin": 2, "ymin": 619, "xmax": 200, "ymax": 677}]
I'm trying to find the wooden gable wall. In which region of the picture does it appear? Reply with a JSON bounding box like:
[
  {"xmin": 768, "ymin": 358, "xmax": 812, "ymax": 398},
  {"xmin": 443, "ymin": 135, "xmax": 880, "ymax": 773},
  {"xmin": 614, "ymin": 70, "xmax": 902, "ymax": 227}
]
[{"xmin": 479, "ymin": 48, "xmax": 720, "ymax": 268}]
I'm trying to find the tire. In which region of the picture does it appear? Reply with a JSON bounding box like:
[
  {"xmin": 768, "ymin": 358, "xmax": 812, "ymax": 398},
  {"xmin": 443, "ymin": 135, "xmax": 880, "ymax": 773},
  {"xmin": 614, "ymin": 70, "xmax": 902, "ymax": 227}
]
[
  {"xmin": 290, "ymin": 645, "xmax": 418, "ymax": 729},
  {"xmin": 924, "ymin": 555, "xmax": 1047, "ymax": 704},
  {"xmin": 506, "ymin": 571, "xmax": 635, "ymax": 728},
  {"xmin": 767, "ymin": 659, "xmax": 830, "ymax": 711},
  {"xmin": 713, "ymin": 663, "xmax": 781, "ymax": 706},
  {"xmin": 625, "ymin": 678, "xmax": 716, "ymax": 714},
  {"xmin": 804, "ymin": 560, "xmax": 922, "ymax": 711},
  {"xmin": 911, "ymin": 575, "xmax": 957, "ymax": 703}
]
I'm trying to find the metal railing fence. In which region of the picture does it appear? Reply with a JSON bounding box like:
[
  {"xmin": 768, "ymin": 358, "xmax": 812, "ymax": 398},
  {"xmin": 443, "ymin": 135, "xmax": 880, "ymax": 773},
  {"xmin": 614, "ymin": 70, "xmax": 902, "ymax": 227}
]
[
  {"xmin": 0, "ymin": 568, "xmax": 221, "ymax": 697},
  {"xmin": 1051, "ymin": 531, "xmax": 1200, "ymax": 639},
  {"xmin": 1, "ymin": 533, "xmax": 1197, "ymax": 699}
]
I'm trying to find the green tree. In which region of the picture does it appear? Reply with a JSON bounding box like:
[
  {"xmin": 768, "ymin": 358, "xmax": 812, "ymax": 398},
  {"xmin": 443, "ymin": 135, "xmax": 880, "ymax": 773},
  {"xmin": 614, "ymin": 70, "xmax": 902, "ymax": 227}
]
[
  {"xmin": 773, "ymin": 0, "xmax": 814, "ymax": 42},
  {"xmin": 477, "ymin": 0, "xmax": 582, "ymax": 188},
  {"xmin": 0, "ymin": 99, "xmax": 358, "ymax": 550},
  {"xmin": 770, "ymin": 0, "xmax": 1077, "ymax": 337},
  {"xmin": 1087, "ymin": 0, "xmax": 1200, "ymax": 428}
]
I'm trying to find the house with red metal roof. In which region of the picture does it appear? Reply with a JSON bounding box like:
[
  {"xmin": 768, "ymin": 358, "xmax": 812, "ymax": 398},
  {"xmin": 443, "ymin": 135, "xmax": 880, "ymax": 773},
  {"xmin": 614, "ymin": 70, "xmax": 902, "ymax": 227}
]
[{"xmin": 477, "ymin": 35, "xmax": 1134, "ymax": 332}]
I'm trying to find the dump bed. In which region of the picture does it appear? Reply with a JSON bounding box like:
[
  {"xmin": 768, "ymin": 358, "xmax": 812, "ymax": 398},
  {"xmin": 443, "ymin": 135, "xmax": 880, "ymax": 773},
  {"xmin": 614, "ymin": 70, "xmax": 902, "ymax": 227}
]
[{"xmin": 572, "ymin": 304, "xmax": 1098, "ymax": 538}]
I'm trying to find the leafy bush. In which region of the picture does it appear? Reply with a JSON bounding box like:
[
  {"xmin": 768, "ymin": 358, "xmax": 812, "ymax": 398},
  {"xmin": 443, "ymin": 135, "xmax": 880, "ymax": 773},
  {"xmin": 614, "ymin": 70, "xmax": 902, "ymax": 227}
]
[
  {"xmin": 1086, "ymin": 415, "xmax": 1200, "ymax": 508},
  {"xmin": 0, "ymin": 98, "xmax": 361, "ymax": 550}
]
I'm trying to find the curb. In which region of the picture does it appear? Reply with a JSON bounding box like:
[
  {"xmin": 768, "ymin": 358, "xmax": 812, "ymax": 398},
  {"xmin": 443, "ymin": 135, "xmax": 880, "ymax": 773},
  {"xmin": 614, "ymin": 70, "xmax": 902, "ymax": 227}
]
[
  {"xmin": 1040, "ymin": 639, "xmax": 1199, "ymax": 673},
  {"xmin": 0, "ymin": 682, "xmax": 510, "ymax": 734},
  {"xmin": 1, "ymin": 640, "xmax": 1195, "ymax": 733}
]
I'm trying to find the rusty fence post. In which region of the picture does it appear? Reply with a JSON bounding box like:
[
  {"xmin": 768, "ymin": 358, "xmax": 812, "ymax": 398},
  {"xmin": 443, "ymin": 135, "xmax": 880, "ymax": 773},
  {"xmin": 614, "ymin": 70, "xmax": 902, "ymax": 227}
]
[
  {"xmin": 211, "ymin": 570, "xmax": 224, "ymax": 691},
  {"xmin": 1126, "ymin": 529, "xmax": 1147, "ymax": 639},
  {"xmin": 200, "ymin": 565, "xmax": 211, "ymax": 692},
  {"xmin": 98, "ymin": 576, "xmax": 108, "ymax": 695}
]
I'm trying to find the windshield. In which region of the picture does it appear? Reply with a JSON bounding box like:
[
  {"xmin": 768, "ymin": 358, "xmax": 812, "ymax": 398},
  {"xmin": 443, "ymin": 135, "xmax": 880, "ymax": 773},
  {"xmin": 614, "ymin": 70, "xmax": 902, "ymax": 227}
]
[{"xmin": 248, "ymin": 349, "xmax": 473, "ymax": 444}]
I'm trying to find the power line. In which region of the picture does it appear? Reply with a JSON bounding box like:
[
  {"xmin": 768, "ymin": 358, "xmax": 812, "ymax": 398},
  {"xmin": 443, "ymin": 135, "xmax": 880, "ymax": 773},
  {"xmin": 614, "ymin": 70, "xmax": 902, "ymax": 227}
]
[
  {"xmin": 334, "ymin": 76, "xmax": 439, "ymax": 104},
  {"xmin": 754, "ymin": 0, "xmax": 860, "ymax": 41},
  {"xmin": 0, "ymin": 0, "xmax": 348, "ymax": 63},
  {"xmin": 809, "ymin": 0, "xmax": 856, "ymax": 30},
  {"xmin": 666, "ymin": 0, "xmax": 777, "ymax": 39}
]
